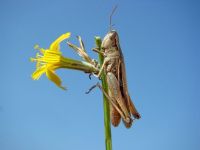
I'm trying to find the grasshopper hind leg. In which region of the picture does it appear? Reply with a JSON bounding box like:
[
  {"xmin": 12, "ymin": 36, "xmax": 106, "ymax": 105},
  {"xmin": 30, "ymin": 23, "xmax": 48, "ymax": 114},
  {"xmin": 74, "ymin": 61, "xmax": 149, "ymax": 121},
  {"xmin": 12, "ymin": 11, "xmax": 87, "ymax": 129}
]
[
  {"xmin": 110, "ymin": 103, "xmax": 121, "ymax": 127},
  {"xmin": 123, "ymin": 121, "xmax": 132, "ymax": 128}
]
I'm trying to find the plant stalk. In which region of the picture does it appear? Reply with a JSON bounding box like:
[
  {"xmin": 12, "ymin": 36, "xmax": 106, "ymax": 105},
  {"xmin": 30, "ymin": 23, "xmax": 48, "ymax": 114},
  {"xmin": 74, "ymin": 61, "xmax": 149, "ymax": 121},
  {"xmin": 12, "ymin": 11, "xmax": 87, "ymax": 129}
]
[
  {"xmin": 61, "ymin": 56, "xmax": 99, "ymax": 73},
  {"xmin": 95, "ymin": 37, "xmax": 112, "ymax": 150}
]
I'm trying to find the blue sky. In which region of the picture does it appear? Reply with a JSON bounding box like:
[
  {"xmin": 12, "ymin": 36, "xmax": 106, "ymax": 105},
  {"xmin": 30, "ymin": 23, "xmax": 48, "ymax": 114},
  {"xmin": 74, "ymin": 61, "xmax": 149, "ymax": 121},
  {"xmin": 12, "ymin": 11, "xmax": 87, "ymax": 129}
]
[{"xmin": 0, "ymin": 0, "xmax": 200, "ymax": 150}]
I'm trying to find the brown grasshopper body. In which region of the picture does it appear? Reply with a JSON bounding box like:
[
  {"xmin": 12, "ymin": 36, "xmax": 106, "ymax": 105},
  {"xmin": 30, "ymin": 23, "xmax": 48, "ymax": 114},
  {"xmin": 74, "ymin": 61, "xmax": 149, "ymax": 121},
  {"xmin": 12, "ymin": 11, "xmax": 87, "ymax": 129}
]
[{"xmin": 97, "ymin": 30, "xmax": 140, "ymax": 128}]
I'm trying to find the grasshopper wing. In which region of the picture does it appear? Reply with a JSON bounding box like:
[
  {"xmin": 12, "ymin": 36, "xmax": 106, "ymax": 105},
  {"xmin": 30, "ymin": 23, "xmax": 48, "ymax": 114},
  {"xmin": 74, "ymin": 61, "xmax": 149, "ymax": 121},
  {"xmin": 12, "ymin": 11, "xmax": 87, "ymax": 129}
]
[{"xmin": 117, "ymin": 44, "xmax": 141, "ymax": 120}]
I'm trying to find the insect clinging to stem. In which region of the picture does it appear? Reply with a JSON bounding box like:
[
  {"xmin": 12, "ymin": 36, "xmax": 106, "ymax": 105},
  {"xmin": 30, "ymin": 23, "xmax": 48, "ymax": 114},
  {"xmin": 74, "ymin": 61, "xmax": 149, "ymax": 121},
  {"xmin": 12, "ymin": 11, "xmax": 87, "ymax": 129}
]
[{"xmin": 87, "ymin": 6, "xmax": 141, "ymax": 128}]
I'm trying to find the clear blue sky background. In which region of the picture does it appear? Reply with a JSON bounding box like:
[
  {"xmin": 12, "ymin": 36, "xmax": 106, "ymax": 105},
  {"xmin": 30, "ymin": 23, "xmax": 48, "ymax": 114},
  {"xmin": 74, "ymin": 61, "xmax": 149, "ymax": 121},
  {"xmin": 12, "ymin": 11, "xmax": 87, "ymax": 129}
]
[{"xmin": 0, "ymin": 0, "xmax": 199, "ymax": 150}]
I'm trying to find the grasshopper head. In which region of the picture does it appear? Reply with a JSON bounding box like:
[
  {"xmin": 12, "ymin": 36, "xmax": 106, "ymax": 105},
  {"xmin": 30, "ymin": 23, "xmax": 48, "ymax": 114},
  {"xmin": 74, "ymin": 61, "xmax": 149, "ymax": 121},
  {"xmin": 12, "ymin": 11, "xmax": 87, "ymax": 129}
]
[{"xmin": 101, "ymin": 30, "xmax": 119, "ymax": 50}]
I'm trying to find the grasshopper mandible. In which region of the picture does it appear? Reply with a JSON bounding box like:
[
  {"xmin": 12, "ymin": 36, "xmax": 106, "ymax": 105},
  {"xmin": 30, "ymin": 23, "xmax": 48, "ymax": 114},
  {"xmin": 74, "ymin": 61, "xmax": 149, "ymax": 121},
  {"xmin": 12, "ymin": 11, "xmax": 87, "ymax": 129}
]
[{"xmin": 88, "ymin": 7, "xmax": 141, "ymax": 128}]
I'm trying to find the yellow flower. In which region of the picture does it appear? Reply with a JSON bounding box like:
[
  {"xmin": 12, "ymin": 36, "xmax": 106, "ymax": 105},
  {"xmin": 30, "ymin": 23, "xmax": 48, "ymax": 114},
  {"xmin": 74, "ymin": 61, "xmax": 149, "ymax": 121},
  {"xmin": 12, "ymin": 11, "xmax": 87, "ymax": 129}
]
[{"xmin": 31, "ymin": 32, "xmax": 71, "ymax": 90}]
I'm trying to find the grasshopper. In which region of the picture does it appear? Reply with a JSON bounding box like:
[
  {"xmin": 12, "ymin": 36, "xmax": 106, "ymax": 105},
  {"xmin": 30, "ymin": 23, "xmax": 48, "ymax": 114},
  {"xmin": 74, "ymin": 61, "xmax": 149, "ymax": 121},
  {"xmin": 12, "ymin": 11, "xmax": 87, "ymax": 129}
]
[{"xmin": 87, "ymin": 7, "xmax": 141, "ymax": 128}]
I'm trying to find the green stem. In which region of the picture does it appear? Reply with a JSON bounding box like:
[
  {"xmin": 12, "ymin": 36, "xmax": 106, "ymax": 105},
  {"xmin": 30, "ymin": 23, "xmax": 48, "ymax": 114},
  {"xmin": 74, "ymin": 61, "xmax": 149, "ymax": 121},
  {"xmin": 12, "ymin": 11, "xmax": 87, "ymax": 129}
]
[
  {"xmin": 60, "ymin": 56, "xmax": 99, "ymax": 73},
  {"xmin": 95, "ymin": 37, "xmax": 112, "ymax": 150}
]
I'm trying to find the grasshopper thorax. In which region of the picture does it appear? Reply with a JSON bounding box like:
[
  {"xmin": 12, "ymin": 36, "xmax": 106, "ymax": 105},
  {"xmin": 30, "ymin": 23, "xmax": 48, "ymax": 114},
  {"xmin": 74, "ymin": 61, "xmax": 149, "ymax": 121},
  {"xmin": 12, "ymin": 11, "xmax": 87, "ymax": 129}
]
[{"xmin": 101, "ymin": 30, "xmax": 120, "ymax": 52}]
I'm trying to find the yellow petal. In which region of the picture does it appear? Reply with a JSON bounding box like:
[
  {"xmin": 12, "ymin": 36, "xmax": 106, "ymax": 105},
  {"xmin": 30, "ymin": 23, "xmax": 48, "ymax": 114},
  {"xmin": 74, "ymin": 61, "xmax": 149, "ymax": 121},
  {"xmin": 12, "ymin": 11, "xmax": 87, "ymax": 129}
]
[
  {"xmin": 46, "ymin": 69, "xmax": 66, "ymax": 90},
  {"xmin": 31, "ymin": 66, "xmax": 46, "ymax": 80},
  {"xmin": 50, "ymin": 32, "xmax": 71, "ymax": 52}
]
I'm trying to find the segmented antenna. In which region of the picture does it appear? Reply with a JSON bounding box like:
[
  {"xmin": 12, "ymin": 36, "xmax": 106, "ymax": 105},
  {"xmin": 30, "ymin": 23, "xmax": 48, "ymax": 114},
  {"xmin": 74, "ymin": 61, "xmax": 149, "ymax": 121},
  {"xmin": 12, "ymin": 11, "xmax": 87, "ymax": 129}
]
[{"xmin": 109, "ymin": 5, "xmax": 118, "ymax": 31}]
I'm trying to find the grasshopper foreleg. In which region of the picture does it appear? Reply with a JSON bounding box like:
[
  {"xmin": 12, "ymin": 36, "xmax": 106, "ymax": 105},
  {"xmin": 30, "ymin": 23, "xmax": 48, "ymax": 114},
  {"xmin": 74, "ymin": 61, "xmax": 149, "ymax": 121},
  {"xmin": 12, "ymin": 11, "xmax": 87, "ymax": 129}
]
[
  {"xmin": 96, "ymin": 57, "xmax": 110, "ymax": 78},
  {"xmin": 92, "ymin": 48, "xmax": 104, "ymax": 56}
]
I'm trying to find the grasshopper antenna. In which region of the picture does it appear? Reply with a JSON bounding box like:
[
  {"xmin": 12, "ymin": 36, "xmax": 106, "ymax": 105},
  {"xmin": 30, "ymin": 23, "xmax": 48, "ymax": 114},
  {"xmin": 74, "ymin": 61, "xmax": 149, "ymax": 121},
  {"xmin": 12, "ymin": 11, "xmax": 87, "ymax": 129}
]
[{"xmin": 109, "ymin": 5, "xmax": 118, "ymax": 31}]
